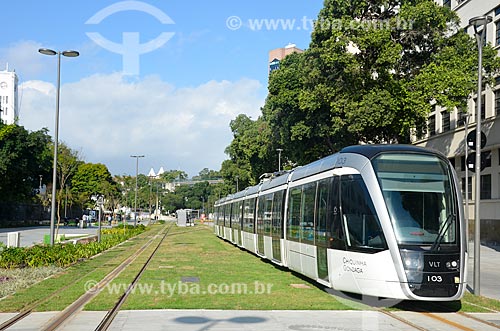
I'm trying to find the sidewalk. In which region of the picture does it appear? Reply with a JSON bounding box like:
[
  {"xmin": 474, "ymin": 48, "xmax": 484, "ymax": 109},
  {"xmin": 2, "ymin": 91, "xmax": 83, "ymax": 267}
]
[
  {"xmin": 467, "ymin": 243, "xmax": 500, "ymax": 300},
  {"xmin": 0, "ymin": 220, "xmax": 152, "ymax": 247}
]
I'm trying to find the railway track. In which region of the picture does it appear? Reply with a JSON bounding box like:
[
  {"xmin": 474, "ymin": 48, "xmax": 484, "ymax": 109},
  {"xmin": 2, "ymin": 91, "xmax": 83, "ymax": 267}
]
[
  {"xmin": 326, "ymin": 288, "xmax": 500, "ymax": 330},
  {"xmin": 371, "ymin": 297, "xmax": 500, "ymax": 330},
  {"xmin": 0, "ymin": 221, "xmax": 174, "ymax": 331},
  {"xmin": 380, "ymin": 308, "xmax": 500, "ymax": 331}
]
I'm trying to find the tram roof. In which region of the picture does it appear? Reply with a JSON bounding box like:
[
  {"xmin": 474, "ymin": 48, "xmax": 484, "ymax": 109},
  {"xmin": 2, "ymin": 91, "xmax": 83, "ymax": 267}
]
[
  {"xmin": 245, "ymin": 184, "xmax": 260, "ymax": 196},
  {"xmin": 289, "ymin": 153, "xmax": 339, "ymax": 182},
  {"xmin": 340, "ymin": 144, "xmax": 438, "ymax": 159},
  {"xmin": 260, "ymin": 172, "xmax": 290, "ymax": 191},
  {"xmin": 289, "ymin": 144, "xmax": 439, "ymax": 182}
]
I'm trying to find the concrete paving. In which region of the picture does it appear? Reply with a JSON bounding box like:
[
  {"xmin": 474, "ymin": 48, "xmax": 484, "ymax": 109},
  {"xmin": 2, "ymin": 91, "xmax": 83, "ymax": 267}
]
[
  {"xmin": 2, "ymin": 310, "xmax": 500, "ymax": 331},
  {"xmin": 467, "ymin": 243, "xmax": 500, "ymax": 300}
]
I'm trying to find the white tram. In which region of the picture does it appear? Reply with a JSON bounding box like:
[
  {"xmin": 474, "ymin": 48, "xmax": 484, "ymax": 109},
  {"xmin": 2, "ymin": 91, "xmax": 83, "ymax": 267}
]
[{"xmin": 214, "ymin": 145, "xmax": 467, "ymax": 301}]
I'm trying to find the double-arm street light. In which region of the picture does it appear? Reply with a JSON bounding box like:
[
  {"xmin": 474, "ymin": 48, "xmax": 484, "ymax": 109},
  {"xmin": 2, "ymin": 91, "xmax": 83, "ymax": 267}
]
[
  {"xmin": 469, "ymin": 15, "xmax": 492, "ymax": 296},
  {"xmin": 38, "ymin": 48, "xmax": 79, "ymax": 246},
  {"xmin": 130, "ymin": 155, "xmax": 145, "ymax": 226}
]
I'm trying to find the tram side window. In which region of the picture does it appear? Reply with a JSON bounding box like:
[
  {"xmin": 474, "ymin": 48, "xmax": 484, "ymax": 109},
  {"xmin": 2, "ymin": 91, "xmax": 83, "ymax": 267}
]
[
  {"xmin": 232, "ymin": 201, "xmax": 242, "ymax": 230},
  {"xmin": 222, "ymin": 204, "xmax": 228, "ymax": 227},
  {"xmin": 341, "ymin": 175, "xmax": 387, "ymax": 251},
  {"xmin": 243, "ymin": 198, "xmax": 256, "ymax": 232},
  {"xmin": 272, "ymin": 190, "xmax": 284, "ymax": 238},
  {"xmin": 226, "ymin": 203, "xmax": 233, "ymax": 228},
  {"xmin": 263, "ymin": 194, "xmax": 273, "ymax": 236},
  {"xmin": 301, "ymin": 182, "xmax": 316, "ymax": 245},
  {"xmin": 256, "ymin": 196, "xmax": 266, "ymax": 236},
  {"xmin": 287, "ymin": 187, "xmax": 302, "ymax": 241}
]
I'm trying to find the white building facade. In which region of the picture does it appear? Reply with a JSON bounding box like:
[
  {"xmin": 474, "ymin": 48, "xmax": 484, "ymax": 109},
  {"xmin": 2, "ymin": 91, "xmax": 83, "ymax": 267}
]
[
  {"xmin": 0, "ymin": 65, "xmax": 19, "ymax": 125},
  {"xmin": 414, "ymin": 0, "xmax": 500, "ymax": 243}
]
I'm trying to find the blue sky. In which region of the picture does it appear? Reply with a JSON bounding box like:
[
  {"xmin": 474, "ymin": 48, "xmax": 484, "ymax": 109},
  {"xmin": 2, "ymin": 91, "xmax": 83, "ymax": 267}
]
[{"xmin": 1, "ymin": 0, "xmax": 324, "ymax": 177}]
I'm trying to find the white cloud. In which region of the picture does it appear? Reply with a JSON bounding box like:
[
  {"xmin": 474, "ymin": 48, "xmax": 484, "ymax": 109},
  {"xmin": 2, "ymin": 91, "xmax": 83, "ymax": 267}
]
[
  {"xmin": 19, "ymin": 73, "xmax": 265, "ymax": 177},
  {"xmin": 0, "ymin": 40, "xmax": 49, "ymax": 79}
]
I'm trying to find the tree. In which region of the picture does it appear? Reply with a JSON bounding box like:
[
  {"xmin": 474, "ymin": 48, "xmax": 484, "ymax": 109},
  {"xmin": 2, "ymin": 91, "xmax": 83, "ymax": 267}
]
[
  {"xmin": 261, "ymin": 0, "xmax": 500, "ymax": 170},
  {"xmin": 222, "ymin": 114, "xmax": 279, "ymax": 187},
  {"xmin": 71, "ymin": 163, "xmax": 118, "ymax": 211},
  {"xmin": 52, "ymin": 143, "xmax": 82, "ymax": 224},
  {"xmin": 159, "ymin": 170, "xmax": 188, "ymax": 183},
  {"xmin": 306, "ymin": 0, "xmax": 499, "ymax": 142},
  {"xmin": 0, "ymin": 124, "xmax": 52, "ymax": 202},
  {"xmin": 193, "ymin": 168, "xmax": 221, "ymax": 180}
]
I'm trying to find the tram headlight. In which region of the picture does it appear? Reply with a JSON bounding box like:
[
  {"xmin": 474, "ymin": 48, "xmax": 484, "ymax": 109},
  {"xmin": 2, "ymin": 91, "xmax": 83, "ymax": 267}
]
[
  {"xmin": 446, "ymin": 259, "xmax": 459, "ymax": 270},
  {"xmin": 400, "ymin": 250, "xmax": 424, "ymax": 271}
]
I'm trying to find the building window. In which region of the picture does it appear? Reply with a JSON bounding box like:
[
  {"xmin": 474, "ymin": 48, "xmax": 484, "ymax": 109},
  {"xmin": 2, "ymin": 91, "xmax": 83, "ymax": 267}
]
[
  {"xmin": 443, "ymin": 0, "xmax": 451, "ymax": 7},
  {"xmin": 474, "ymin": 95, "xmax": 486, "ymax": 120},
  {"xmin": 441, "ymin": 111, "xmax": 450, "ymax": 132},
  {"xmin": 482, "ymin": 151, "xmax": 492, "ymax": 169},
  {"xmin": 456, "ymin": 107, "xmax": 468, "ymax": 127},
  {"xmin": 461, "ymin": 177, "xmax": 472, "ymax": 201},
  {"xmin": 480, "ymin": 174, "xmax": 491, "ymax": 200},
  {"xmin": 496, "ymin": 90, "xmax": 500, "ymax": 116},
  {"xmin": 496, "ymin": 5, "xmax": 500, "ymax": 16},
  {"xmin": 496, "ymin": 21, "xmax": 500, "ymax": 46},
  {"xmin": 461, "ymin": 156, "xmax": 465, "ymax": 171},
  {"xmin": 269, "ymin": 59, "xmax": 280, "ymax": 72},
  {"xmin": 428, "ymin": 115, "xmax": 436, "ymax": 136}
]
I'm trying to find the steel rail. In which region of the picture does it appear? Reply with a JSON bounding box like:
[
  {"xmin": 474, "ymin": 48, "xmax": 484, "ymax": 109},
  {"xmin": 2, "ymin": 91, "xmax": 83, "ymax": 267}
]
[{"xmin": 95, "ymin": 221, "xmax": 175, "ymax": 330}]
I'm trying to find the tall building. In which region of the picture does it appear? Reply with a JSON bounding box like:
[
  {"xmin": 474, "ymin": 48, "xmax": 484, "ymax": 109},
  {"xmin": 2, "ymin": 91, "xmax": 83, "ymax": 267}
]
[
  {"xmin": 0, "ymin": 64, "xmax": 19, "ymax": 125},
  {"xmin": 413, "ymin": 0, "xmax": 500, "ymax": 243},
  {"xmin": 268, "ymin": 43, "xmax": 303, "ymax": 73}
]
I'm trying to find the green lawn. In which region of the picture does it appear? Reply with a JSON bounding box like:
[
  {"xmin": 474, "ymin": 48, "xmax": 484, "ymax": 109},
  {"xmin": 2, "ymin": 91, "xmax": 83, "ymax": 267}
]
[{"xmin": 87, "ymin": 226, "xmax": 351, "ymax": 310}]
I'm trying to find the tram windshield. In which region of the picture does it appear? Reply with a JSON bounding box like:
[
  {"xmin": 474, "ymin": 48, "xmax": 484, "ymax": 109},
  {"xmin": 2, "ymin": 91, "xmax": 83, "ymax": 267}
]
[{"xmin": 372, "ymin": 153, "xmax": 457, "ymax": 246}]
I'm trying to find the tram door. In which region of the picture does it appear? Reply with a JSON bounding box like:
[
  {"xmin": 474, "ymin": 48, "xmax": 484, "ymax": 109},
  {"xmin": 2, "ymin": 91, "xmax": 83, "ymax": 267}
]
[
  {"xmin": 271, "ymin": 190, "xmax": 284, "ymax": 262},
  {"xmin": 316, "ymin": 178, "xmax": 330, "ymax": 280},
  {"xmin": 316, "ymin": 177, "xmax": 338, "ymax": 281}
]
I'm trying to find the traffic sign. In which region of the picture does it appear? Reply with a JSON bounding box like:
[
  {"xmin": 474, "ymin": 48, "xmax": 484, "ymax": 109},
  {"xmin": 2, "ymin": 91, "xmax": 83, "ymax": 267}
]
[
  {"xmin": 467, "ymin": 130, "xmax": 487, "ymax": 149},
  {"xmin": 466, "ymin": 152, "xmax": 487, "ymax": 172}
]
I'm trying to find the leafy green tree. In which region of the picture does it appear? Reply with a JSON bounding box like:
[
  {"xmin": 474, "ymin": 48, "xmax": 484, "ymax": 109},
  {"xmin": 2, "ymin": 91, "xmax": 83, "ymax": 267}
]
[
  {"xmin": 261, "ymin": 0, "xmax": 500, "ymax": 170},
  {"xmin": 222, "ymin": 114, "xmax": 279, "ymax": 187},
  {"xmin": 54, "ymin": 143, "xmax": 82, "ymax": 221},
  {"xmin": 0, "ymin": 124, "xmax": 52, "ymax": 202},
  {"xmin": 192, "ymin": 168, "xmax": 221, "ymax": 180},
  {"xmin": 71, "ymin": 163, "xmax": 118, "ymax": 211},
  {"xmin": 306, "ymin": 0, "xmax": 499, "ymax": 142},
  {"xmin": 159, "ymin": 170, "xmax": 188, "ymax": 183}
]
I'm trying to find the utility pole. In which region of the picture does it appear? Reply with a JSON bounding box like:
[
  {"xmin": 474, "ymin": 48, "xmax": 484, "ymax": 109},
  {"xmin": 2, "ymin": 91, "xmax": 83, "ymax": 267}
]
[{"xmin": 130, "ymin": 155, "xmax": 144, "ymax": 226}]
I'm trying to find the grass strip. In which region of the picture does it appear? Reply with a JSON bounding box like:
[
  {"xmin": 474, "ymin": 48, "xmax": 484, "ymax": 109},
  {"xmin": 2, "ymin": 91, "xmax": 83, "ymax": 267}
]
[
  {"xmin": 0, "ymin": 225, "xmax": 161, "ymax": 312},
  {"xmin": 100, "ymin": 225, "xmax": 352, "ymax": 310}
]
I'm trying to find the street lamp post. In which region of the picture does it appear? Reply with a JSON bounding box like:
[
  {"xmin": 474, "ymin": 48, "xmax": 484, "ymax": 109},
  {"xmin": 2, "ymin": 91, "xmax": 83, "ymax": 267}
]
[
  {"xmin": 276, "ymin": 148, "xmax": 283, "ymax": 171},
  {"xmin": 130, "ymin": 155, "xmax": 144, "ymax": 226},
  {"xmin": 469, "ymin": 15, "xmax": 492, "ymax": 296},
  {"xmin": 39, "ymin": 48, "xmax": 79, "ymax": 246}
]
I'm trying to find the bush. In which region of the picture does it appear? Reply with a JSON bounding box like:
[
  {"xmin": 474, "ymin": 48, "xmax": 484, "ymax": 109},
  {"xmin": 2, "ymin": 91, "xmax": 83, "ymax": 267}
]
[{"xmin": 0, "ymin": 226, "xmax": 147, "ymax": 269}]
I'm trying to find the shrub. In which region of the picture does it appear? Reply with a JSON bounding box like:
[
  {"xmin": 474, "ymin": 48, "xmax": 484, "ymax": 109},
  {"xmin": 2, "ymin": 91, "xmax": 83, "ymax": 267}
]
[{"xmin": 0, "ymin": 226, "xmax": 147, "ymax": 269}]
